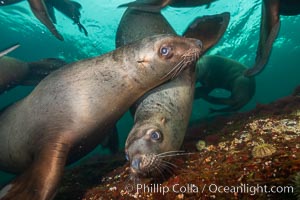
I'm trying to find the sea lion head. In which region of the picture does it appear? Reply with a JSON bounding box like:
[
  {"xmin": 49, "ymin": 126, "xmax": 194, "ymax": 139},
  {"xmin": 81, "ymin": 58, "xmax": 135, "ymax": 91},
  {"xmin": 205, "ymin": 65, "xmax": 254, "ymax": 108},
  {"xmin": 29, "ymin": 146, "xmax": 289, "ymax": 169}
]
[
  {"xmin": 120, "ymin": 34, "xmax": 203, "ymax": 88},
  {"xmin": 122, "ymin": 35, "xmax": 202, "ymax": 177},
  {"xmin": 125, "ymin": 112, "xmax": 186, "ymax": 177}
]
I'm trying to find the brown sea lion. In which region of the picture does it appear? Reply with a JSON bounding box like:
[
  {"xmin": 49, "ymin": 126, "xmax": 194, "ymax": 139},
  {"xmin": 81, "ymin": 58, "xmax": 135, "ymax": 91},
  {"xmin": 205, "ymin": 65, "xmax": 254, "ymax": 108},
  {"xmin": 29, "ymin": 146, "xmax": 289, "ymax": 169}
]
[
  {"xmin": 0, "ymin": 56, "xmax": 66, "ymax": 95},
  {"xmin": 118, "ymin": 0, "xmax": 218, "ymax": 12},
  {"xmin": 244, "ymin": 0, "xmax": 300, "ymax": 76},
  {"xmin": 0, "ymin": 0, "xmax": 87, "ymax": 40},
  {"xmin": 196, "ymin": 55, "xmax": 256, "ymax": 113},
  {"xmin": 0, "ymin": 34, "xmax": 202, "ymax": 200},
  {"xmin": 116, "ymin": 7, "xmax": 229, "ymax": 176}
]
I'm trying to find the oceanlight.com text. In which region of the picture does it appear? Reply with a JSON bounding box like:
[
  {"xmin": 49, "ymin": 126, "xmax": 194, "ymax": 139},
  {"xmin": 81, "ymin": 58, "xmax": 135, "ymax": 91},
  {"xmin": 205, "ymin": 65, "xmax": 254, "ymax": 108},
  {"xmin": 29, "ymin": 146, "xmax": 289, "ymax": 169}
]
[{"xmin": 124, "ymin": 183, "xmax": 294, "ymax": 196}]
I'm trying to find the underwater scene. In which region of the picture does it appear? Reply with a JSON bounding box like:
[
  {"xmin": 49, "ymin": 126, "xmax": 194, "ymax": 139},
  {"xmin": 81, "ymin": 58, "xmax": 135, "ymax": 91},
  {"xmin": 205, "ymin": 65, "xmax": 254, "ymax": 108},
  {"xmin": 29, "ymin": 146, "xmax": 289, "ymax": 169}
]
[{"xmin": 0, "ymin": 0, "xmax": 300, "ymax": 199}]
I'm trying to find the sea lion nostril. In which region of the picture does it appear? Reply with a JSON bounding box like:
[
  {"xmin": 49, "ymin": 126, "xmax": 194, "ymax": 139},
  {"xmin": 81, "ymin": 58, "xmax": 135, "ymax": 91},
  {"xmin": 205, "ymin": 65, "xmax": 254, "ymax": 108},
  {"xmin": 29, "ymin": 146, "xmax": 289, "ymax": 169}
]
[{"xmin": 131, "ymin": 158, "xmax": 141, "ymax": 170}]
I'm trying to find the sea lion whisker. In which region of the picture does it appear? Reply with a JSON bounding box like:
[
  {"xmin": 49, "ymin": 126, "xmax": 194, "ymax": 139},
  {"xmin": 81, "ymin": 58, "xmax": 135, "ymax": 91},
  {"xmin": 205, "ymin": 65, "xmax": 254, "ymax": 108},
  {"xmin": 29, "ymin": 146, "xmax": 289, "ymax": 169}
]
[
  {"xmin": 158, "ymin": 161, "xmax": 177, "ymax": 175},
  {"xmin": 160, "ymin": 59, "xmax": 185, "ymax": 80},
  {"xmin": 156, "ymin": 150, "xmax": 186, "ymax": 156},
  {"xmin": 171, "ymin": 57, "xmax": 191, "ymax": 78},
  {"xmin": 152, "ymin": 164, "xmax": 167, "ymax": 180},
  {"xmin": 160, "ymin": 159, "xmax": 178, "ymax": 169},
  {"xmin": 172, "ymin": 62, "xmax": 189, "ymax": 79},
  {"xmin": 169, "ymin": 49, "xmax": 200, "ymax": 79},
  {"xmin": 158, "ymin": 152, "xmax": 195, "ymax": 158},
  {"xmin": 159, "ymin": 162, "xmax": 176, "ymax": 175},
  {"xmin": 159, "ymin": 164, "xmax": 174, "ymax": 178},
  {"xmin": 171, "ymin": 62, "xmax": 186, "ymax": 79},
  {"xmin": 152, "ymin": 169, "xmax": 162, "ymax": 180}
]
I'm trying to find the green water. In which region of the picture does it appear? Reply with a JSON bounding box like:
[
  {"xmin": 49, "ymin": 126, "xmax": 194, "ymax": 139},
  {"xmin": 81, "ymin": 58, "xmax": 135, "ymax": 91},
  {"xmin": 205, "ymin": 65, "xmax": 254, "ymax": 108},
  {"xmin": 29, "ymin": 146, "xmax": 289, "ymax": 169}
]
[{"xmin": 0, "ymin": 0, "xmax": 299, "ymax": 186}]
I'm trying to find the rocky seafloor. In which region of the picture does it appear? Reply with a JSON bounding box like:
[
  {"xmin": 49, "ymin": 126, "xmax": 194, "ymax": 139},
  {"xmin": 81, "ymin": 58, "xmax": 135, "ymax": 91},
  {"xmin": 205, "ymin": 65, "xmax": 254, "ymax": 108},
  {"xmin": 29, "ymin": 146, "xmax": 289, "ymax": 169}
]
[{"xmin": 56, "ymin": 87, "xmax": 300, "ymax": 200}]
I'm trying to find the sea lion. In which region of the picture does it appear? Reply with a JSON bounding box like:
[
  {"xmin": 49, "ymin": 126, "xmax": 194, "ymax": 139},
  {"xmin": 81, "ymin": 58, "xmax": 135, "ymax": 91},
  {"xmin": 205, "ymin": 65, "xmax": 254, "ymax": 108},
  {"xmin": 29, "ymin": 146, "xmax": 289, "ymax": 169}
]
[
  {"xmin": 244, "ymin": 0, "xmax": 300, "ymax": 76},
  {"xmin": 0, "ymin": 34, "xmax": 202, "ymax": 200},
  {"xmin": 0, "ymin": 0, "xmax": 62, "ymax": 40},
  {"xmin": 196, "ymin": 55, "xmax": 256, "ymax": 113},
  {"xmin": 116, "ymin": 7, "xmax": 229, "ymax": 176},
  {"xmin": 44, "ymin": 0, "xmax": 88, "ymax": 36},
  {"xmin": 118, "ymin": 0, "xmax": 218, "ymax": 12},
  {"xmin": 0, "ymin": 56, "xmax": 66, "ymax": 95},
  {"xmin": 0, "ymin": 0, "xmax": 87, "ymax": 40}
]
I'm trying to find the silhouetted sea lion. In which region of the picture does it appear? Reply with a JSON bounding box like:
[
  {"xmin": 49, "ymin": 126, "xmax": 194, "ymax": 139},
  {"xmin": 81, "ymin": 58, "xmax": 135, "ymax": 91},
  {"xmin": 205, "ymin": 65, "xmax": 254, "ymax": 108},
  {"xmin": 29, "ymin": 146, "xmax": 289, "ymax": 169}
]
[
  {"xmin": 0, "ymin": 34, "xmax": 202, "ymax": 200},
  {"xmin": 0, "ymin": 56, "xmax": 66, "ymax": 94},
  {"xmin": 196, "ymin": 55, "xmax": 256, "ymax": 113},
  {"xmin": 244, "ymin": 0, "xmax": 300, "ymax": 76},
  {"xmin": 119, "ymin": 0, "xmax": 218, "ymax": 12},
  {"xmin": 0, "ymin": 0, "xmax": 87, "ymax": 40},
  {"xmin": 116, "ymin": 7, "xmax": 229, "ymax": 176},
  {"xmin": 45, "ymin": 0, "xmax": 88, "ymax": 36}
]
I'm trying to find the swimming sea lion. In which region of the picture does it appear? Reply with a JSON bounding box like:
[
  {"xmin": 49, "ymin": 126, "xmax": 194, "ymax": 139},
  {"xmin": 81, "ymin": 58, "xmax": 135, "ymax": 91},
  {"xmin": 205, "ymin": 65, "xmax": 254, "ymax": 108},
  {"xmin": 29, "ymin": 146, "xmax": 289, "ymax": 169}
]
[
  {"xmin": 44, "ymin": 0, "xmax": 88, "ymax": 36},
  {"xmin": 244, "ymin": 0, "xmax": 300, "ymax": 76},
  {"xmin": 196, "ymin": 55, "xmax": 256, "ymax": 113},
  {"xmin": 0, "ymin": 56, "xmax": 66, "ymax": 94},
  {"xmin": 0, "ymin": 34, "xmax": 202, "ymax": 200},
  {"xmin": 0, "ymin": 0, "xmax": 87, "ymax": 40},
  {"xmin": 116, "ymin": 7, "xmax": 229, "ymax": 176},
  {"xmin": 0, "ymin": 0, "xmax": 62, "ymax": 40},
  {"xmin": 118, "ymin": 0, "xmax": 218, "ymax": 12}
]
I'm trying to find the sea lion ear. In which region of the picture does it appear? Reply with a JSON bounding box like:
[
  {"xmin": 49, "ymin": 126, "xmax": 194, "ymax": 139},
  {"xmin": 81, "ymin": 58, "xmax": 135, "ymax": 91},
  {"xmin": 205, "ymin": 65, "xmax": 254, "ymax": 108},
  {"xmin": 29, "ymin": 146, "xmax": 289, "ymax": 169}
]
[{"xmin": 183, "ymin": 12, "xmax": 230, "ymax": 53}]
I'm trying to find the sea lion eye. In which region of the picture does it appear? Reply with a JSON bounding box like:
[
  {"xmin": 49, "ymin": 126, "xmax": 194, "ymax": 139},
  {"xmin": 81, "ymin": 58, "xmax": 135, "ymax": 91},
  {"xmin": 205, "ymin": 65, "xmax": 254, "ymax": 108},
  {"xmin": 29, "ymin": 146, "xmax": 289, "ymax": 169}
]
[
  {"xmin": 150, "ymin": 130, "xmax": 161, "ymax": 141},
  {"xmin": 159, "ymin": 46, "xmax": 172, "ymax": 58},
  {"xmin": 160, "ymin": 47, "xmax": 169, "ymax": 55}
]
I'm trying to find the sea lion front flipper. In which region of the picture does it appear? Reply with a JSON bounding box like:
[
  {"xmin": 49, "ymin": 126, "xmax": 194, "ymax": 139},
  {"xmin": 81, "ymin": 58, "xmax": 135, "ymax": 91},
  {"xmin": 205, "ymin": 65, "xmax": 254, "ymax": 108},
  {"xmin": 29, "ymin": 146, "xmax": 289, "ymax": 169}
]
[
  {"xmin": 76, "ymin": 22, "xmax": 88, "ymax": 36},
  {"xmin": 22, "ymin": 58, "xmax": 67, "ymax": 85},
  {"xmin": 0, "ymin": 140, "xmax": 70, "ymax": 200},
  {"xmin": 28, "ymin": 0, "xmax": 64, "ymax": 41},
  {"xmin": 44, "ymin": 1, "xmax": 57, "ymax": 24},
  {"xmin": 183, "ymin": 12, "xmax": 230, "ymax": 53},
  {"xmin": 0, "ymin": 44, "xmax": 20, "ymax": 58},
  {"xmin": 244, "ymin": 0, "xmax": 280, "ymax": 77}
]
